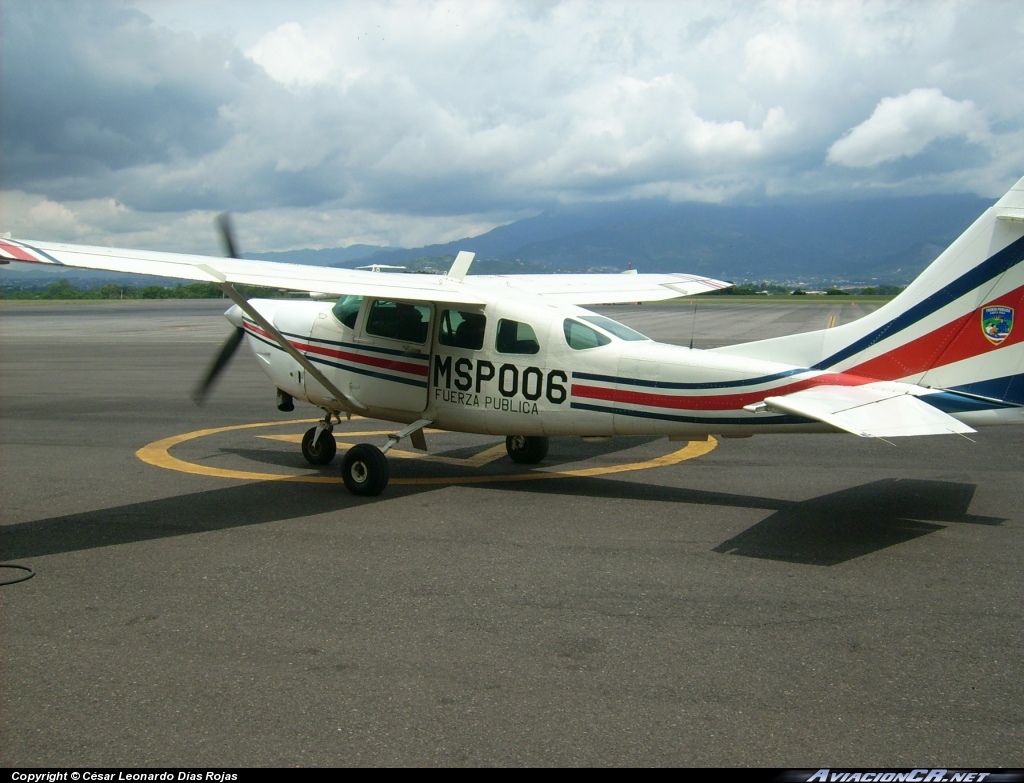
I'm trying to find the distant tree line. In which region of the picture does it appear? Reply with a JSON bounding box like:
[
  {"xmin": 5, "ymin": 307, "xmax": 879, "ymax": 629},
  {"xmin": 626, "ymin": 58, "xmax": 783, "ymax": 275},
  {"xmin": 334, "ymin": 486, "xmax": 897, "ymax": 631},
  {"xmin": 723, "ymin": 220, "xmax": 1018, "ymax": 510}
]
[
  {"xmin": 2, "ymin": 277, "xmax": 906, "ymax": 301},
  {"xmin": 0, "ymin": 279, "xmax": 277, "ymax": 300},
  {"xmin": 708, "ymin": 283, "xmax": 905, "ymax": 297}
]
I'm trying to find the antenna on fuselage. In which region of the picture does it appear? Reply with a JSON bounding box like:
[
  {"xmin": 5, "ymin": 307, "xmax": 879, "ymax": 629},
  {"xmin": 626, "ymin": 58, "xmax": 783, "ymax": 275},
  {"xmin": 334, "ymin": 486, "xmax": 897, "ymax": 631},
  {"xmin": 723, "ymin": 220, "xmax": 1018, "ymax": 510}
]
[
  {"xmin": 688, "ymin": 301, "xmax": 697, "ymax": 350},
  {"xmin": 446, "ymin": 251, "xmax": 475, "ymax": 282}
]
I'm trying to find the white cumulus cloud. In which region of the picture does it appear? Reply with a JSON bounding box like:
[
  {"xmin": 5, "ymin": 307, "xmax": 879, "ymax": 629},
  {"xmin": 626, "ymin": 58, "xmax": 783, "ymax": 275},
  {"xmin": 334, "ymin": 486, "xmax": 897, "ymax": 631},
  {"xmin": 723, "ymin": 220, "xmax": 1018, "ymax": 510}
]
[
  {"xmin": 827, "ymin": 88, "xmax": 990, "ymax": 168},
  {"xmin": 246, "ymin": 22, "xmax": 335, "ymax": 88}
]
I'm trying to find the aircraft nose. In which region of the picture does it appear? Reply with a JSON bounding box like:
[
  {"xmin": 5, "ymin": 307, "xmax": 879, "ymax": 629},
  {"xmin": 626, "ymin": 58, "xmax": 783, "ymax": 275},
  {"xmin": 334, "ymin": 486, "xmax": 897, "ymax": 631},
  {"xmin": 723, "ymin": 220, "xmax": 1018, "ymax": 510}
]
[{"xmin": 224, "ymin": 304, "xmax": 244, "ymax": 327}]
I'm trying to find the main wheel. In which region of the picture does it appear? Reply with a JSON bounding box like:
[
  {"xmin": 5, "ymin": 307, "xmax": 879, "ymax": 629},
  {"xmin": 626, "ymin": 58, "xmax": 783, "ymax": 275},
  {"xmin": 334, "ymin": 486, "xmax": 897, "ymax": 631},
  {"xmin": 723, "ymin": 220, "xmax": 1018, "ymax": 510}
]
[
  {"xmin": 301, "ymin": 427, "xmax": 337, "ymax": 465},
  {"xmin": 505, "ymin": 435, "xmax": 549, "ymax": 464},
  {"xmin": 341, "ymin": 443, "xmax": 390, "ymax": 495}
]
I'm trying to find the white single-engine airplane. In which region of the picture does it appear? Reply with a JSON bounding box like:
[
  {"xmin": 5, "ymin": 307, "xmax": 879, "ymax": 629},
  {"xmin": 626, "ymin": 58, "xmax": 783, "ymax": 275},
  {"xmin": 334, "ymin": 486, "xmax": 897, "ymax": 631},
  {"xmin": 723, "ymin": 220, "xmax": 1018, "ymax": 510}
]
[{"xmin": 3, "ymin": 176, "xmax": 1024, "ymax": 495}]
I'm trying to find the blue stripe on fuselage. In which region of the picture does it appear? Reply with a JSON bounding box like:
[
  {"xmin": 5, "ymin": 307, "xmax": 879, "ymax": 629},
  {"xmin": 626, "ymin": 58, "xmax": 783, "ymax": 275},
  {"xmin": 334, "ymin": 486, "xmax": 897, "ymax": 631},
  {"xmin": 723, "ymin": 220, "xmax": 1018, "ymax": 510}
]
[
  {"xmin": 571, "ymin": 368, "xmax": 807, "ymax": 391},
  {"xmin": 814, "ymin": 232, "xmax": 1024, "ymax": 370},
  {"xmin": 244, "ymin": 327, "xmax": 427, "ymax": 389},
  {"xmin": 570, "ymin": 401, "xmax": 808, "ymax": 426}
]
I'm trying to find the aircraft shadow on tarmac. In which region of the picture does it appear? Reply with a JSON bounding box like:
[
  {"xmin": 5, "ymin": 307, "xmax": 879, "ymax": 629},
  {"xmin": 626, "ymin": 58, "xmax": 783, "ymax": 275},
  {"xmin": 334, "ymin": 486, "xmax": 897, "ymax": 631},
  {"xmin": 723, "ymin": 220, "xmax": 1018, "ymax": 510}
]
[{"xmin": 1, "ymin": 470, "xmax": 1005, "ymax": 567}]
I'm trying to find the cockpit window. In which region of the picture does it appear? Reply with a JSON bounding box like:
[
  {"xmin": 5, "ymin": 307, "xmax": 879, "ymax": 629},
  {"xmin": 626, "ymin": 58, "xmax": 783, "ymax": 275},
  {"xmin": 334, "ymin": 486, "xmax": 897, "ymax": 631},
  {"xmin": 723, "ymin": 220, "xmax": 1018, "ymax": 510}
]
[
  {"xmin": 331, "ymin": 295, "xmax": 363, "ymax": 329},
  {"xmin": 438, "ymin": 310, "xmax": 486, "ymax": 350},
  {"xmin": 580, "ymin": 315, "xmax": 649, "ymax": 341},
  {"xmin": 563, "ymin": 319, "xmax": 611, "ymax": 350},
  {"xmin": 366, "ymin": 300, "xmax": 431, "ymax": 344},
  {"xmin": 496, "ymin": 319, "xmax": 540, "ymax": 355}
]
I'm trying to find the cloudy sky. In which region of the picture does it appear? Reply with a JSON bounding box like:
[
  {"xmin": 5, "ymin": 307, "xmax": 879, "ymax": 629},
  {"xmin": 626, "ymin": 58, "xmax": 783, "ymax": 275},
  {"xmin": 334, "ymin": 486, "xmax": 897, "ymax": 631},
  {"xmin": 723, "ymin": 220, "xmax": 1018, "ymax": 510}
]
[{"xmin": 2, "ymin": 0, "xmax": 1023, "ymax": 255}]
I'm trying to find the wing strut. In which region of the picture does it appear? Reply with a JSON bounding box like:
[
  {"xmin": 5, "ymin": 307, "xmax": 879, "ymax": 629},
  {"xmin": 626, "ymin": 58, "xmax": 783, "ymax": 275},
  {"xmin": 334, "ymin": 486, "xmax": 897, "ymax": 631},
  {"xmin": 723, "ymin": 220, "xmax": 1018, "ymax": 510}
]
[
  {"xmin": 203, "ymin": 270, "xmax": 368, "ymax": 415},
  {"xmin": 201, "ymin": 215, "xmax": 368, "ymax": 415}
]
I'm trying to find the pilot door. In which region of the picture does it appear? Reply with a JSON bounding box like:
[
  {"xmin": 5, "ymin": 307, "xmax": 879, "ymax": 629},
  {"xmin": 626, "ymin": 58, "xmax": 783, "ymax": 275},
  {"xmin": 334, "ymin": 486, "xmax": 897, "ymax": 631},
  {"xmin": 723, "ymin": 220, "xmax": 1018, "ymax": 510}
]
[{"xmin": 306, "ymin": 296, "xmax": 433, "ymax": 414}]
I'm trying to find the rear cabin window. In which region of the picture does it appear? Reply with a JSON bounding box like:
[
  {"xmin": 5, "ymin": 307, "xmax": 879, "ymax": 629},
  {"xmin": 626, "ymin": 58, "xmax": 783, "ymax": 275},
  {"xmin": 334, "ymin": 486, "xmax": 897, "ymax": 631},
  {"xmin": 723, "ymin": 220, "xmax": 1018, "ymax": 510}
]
[
  {"xmin": 365, "ymin": 300, "xmax": 431, "ymax": 344},
  {"xmin": 496, "ymin": 319, "xmax": 540, "ymax": 355},
  {"xmin": 331, "ymin": 295, "xmax": 363, "ymax": 329},
  {"xmin": 438, "ymin": 310, "xmax": 486, "ymax": 350},
  {"xmin": 563, "ymin": 319, "xmax": 611, "ymax": 350}
]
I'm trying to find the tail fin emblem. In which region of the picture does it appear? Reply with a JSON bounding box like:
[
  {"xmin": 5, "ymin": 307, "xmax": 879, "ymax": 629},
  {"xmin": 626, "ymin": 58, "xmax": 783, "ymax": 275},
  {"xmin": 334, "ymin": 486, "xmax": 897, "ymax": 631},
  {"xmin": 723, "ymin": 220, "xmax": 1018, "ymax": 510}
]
[{"xmin": 981, "ymin": 306, "xmax": 1014, "ymax": 345}]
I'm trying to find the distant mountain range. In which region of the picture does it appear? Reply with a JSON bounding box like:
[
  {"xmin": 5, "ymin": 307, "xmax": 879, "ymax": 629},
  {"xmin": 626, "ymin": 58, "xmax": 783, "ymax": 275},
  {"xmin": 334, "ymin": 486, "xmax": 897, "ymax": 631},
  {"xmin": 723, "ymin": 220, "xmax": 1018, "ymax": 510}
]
[
  {"xmin": 247, "ymin": 244, "xmax": 383, "ymax": 267},
  {"xmin": 251, "ymin": 193, "xmax": 992, "ymax": 284},
  {"xmin": 3, "ymin": 193, "xmax": 994, "ymax": 288}
]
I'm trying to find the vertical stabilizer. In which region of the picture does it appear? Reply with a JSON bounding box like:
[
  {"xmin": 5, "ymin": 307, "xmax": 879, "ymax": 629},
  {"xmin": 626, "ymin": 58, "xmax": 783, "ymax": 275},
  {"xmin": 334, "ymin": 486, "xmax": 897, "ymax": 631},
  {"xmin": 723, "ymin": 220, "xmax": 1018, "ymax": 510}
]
[{"xmin": 715, "ymin": 175, "xmax": 1024, "ymax": 403}]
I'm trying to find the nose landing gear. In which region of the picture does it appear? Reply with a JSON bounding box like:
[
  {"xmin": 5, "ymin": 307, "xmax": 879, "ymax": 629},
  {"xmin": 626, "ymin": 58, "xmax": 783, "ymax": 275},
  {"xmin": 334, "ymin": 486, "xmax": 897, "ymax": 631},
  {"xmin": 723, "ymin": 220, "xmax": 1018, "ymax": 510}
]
[
  {"xmin": 301, "ymin": 426, "xmax": 337, "ymax": 465},
  {"xmin": 301, "ymin": 411, "xmax": 341, "ymax": 465}
]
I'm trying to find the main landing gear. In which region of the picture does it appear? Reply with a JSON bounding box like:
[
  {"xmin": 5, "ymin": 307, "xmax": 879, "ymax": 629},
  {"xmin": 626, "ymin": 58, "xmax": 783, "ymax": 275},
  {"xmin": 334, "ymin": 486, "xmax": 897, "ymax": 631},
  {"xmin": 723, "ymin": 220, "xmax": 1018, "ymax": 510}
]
[
  {"xmin": 341, "ymin": 443, "xmax": 389, "ymax": 496},
  {"xmin": 505, "ymin": 435, "xmax": 549, "ymax": 464},
  {"xmin": 299, "ymin": 414, "xmax": 551, "ymax": 496},
  {"xmin": 301, "ymin": 411, "xmax": 432, "ymax": 497}
]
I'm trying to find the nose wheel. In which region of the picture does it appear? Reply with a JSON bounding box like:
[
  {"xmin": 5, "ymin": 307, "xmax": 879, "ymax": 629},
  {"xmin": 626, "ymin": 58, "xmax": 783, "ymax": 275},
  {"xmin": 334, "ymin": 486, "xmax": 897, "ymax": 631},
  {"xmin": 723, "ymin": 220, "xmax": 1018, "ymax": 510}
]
[{"xmin": 301, "ymin": 426, "xmax": 337, "ymax": 465}]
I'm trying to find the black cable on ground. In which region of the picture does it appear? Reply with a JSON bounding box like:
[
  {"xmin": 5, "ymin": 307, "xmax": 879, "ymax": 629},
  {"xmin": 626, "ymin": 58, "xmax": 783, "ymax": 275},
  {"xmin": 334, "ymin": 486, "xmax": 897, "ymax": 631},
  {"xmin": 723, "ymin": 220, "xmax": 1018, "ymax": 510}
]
[{"xmin": 0, "ymin": 564, "xmax": 35, "ymax": 586}]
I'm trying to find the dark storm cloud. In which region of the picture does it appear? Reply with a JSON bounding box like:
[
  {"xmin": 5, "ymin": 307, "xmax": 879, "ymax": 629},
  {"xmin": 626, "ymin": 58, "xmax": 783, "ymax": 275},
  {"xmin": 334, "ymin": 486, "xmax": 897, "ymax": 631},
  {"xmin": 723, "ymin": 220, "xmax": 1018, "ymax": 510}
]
[
  {"xmin": 1, "ymin": 1, "xmax": 254, "ymax": 193},
  {"xmin": 2, "ymin": 1, "xmax": 1024, "ymax": 253}
]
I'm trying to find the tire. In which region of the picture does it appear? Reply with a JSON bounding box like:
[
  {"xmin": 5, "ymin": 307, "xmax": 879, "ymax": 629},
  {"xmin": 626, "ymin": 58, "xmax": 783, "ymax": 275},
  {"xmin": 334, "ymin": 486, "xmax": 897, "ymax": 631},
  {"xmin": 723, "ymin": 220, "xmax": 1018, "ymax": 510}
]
[
  {"xmin": 505, "ymin": 435, "xmax": 549, "ymax": 464},
  {"xmin": 301, "ymin": 427, "xmax": 337, "ymax": 465},
  {"xmin": 341, "ymin": 443, "xmax": 390, "ymax": 495}
]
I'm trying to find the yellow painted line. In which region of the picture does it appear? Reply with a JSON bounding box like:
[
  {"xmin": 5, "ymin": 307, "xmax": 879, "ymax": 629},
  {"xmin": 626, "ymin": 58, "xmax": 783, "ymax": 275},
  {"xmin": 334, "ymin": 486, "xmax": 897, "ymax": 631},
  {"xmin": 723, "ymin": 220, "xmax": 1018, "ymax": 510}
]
[
  {"xmin": 331, "ymin": 441, "xmax": 510, "ymax": 468},
  {"xmin": 136, "ymin": 419, "xmax": 336, "ymax": 483},
  {"xmin": 258, "ymin": 430, "xmax": 507, "ymax": 467},
  {"xmin": 389, "ymin": 437, "xmax": 718, "ymax": 485},
  {"xmin": 136, "ymin": 420, "xmax": 718, "ymax": 485},
  {"xmin": 449, "ymin": 443, "xmax": 510, "ymax": 468},
  {"xmin": 258, "ymin": 428, "xmax": 445, "ymax": 442}
]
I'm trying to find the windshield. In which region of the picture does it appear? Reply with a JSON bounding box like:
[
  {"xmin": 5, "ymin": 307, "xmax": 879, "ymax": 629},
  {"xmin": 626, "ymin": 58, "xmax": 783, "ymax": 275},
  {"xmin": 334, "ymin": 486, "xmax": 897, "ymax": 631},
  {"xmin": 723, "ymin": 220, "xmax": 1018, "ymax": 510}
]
[
  {"xmin": 580, "ymin": 315, "xmax": 649, "ymax": 341},
  {"xmin": 332, "ymin": 295, "xmax": 363, "ymax": 329},
  {"xmin": 563, "ymin": 319, "xmax": 611, "ymax": 350}
]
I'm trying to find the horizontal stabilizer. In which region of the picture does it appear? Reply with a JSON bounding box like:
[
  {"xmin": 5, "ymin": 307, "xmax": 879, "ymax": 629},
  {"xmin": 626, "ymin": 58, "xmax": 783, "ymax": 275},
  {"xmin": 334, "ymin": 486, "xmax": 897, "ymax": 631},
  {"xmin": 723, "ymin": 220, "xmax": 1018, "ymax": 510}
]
[{"xmin": 758, "ymin": 385, "xmax": 976, "ymax": 438}]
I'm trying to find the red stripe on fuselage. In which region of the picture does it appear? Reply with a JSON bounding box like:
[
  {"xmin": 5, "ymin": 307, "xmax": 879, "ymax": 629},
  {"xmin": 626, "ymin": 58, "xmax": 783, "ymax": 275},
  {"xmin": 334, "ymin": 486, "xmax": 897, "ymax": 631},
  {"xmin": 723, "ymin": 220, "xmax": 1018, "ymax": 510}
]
[
  {"xmin": 243, "ymin": 322, "xmax": 429, "ymax": 377},
  {"xmin": 571, "ymin": 372, "xmax": 869, "ymax": 411},
  {"xmin": 847, "ymin": 284, "xmax": 1024, "ymax": 380}
]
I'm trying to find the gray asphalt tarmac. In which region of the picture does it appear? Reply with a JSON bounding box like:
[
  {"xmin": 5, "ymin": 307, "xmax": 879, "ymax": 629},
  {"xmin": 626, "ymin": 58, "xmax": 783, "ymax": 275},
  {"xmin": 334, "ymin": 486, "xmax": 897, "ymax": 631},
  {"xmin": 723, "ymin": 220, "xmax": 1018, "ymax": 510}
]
[{"xmin": 1, "ymin": 299, "xmax": 1021, "ymax": 767}]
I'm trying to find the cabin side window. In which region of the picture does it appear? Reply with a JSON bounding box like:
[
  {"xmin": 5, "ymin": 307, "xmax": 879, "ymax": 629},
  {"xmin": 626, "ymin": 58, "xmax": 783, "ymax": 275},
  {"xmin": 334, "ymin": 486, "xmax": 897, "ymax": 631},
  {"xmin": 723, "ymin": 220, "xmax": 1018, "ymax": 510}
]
[
  {"xmin": 331, "ymin": 295, "xmax": 363, "ymax": 329},
  {"xmin": 496, "ymin": 319, "xmax": 540, "ymax": 355},
  {"xmin": 438, "ymin": 310, "xmax": 486, "ymax": 350},
  {"xmin": 365, "ymin": 300, "xmax": 431, "ymax": 344},
  {"xmin": 563, "ymin": 319, "xmax": 611, "ymax": 350}
]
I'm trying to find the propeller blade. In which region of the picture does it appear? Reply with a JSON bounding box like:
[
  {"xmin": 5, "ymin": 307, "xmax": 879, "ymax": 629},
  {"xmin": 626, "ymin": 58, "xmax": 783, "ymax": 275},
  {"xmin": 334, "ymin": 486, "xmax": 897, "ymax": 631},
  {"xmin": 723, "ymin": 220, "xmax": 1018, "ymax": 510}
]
[
  {"xmin": 191, "ymin": 325, "xmax": 245, "ymax": 405},
  {"xmin": 192, "ymin": 212, "xmax": 245, "ymax": 405},
  {"xmin": 216, "ymin": 212, "xmax": 240, "ymax": 259}
]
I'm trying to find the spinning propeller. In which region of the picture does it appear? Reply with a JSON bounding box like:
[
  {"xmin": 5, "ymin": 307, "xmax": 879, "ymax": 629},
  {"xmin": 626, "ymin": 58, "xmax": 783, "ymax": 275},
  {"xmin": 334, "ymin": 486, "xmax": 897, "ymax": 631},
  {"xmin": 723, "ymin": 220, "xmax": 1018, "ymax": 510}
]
[{"xmin": 191, "ymin": 213, "xmax": 245, "ymax": 405}]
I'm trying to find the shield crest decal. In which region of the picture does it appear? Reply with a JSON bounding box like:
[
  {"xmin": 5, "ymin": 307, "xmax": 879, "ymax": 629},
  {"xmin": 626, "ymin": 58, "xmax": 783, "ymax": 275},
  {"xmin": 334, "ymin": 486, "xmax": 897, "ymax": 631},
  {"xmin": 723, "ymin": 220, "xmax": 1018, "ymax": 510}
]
[{"xmin": 981, "ymin": 305, "xmax": 1013, "ymax": 345}]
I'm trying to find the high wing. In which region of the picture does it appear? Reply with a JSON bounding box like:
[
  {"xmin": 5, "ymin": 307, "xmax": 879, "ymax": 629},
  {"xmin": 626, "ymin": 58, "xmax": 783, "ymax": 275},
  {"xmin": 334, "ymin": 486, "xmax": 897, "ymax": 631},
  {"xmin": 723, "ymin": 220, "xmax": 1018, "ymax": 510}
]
[
  {"xmin": 0, "ymin": 237, "xmax": 488, "ymax": 305},
  {"xmin": 0, "ymin": 237, "xmax": 730, "ymax": 305},
  {"xmin": 465, "ymin": 272, "xmax": 732, "ymax": 304},
  {"xmin": 753, "ymin": 384, "xmax": 976, "ymax": 438}
]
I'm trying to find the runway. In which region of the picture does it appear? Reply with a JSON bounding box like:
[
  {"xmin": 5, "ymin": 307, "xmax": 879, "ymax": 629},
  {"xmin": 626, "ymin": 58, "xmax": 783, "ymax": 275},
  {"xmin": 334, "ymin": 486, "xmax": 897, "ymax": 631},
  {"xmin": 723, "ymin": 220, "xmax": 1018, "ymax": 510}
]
[{"xmin": 2, "ymin": 299, "xmax": 1022, "ymax": 766}]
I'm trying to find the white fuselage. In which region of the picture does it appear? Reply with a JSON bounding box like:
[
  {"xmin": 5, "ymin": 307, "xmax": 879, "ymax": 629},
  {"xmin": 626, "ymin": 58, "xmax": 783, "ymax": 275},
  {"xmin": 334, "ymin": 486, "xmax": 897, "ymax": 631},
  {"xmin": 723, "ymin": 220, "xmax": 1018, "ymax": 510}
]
[{"xmin": 233, "ymin": 294, "xmax": 1024, "ymax": 440}]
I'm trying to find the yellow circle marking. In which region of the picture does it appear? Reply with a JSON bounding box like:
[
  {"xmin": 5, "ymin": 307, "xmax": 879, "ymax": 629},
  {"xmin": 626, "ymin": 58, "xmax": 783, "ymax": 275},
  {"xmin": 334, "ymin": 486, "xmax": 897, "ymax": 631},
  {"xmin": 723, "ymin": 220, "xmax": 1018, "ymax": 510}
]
[{"xmin": 137, "ymin": 419, "xmax": 718, "ymax": 485}]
